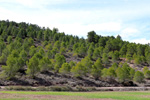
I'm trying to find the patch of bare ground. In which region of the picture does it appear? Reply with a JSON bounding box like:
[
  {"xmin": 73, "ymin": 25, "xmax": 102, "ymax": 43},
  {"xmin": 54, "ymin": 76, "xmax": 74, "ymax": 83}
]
[
  {"xmin": 0, "ymin": 93, "xmax": 116, "ymax": 100},
  {"xmin": 141, "ymin": 95, "xmax": 150, "ymax": 98}
]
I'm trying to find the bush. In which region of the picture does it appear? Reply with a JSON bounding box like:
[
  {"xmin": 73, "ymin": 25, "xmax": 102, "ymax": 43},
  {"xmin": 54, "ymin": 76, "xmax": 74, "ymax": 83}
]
[
  {"xmin": 5, "ymin": 86, "xmax": 36, "ymax": 91},
  {"xmin": 76, "ymin": 86, "xmax": 87, "ymax": 91},
  {"xmin": 49, "ymin": 86, "xmax": 72, "ymax": 91},
  {"xmin": 85, "ymin": 87, "xmax": 96, "ymax": 91},
  {"xmin": 36, "ymin": 86, "xmax": 50, "ymax": 91}
]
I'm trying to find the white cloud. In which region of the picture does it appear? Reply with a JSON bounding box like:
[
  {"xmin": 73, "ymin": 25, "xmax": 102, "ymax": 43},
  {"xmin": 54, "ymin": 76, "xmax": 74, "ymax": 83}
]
[
  {"xmin": 131, "ymin": 38, "xmax": 150, "ymax": 44},
  {"xmin": 120, "ymin": 28, "xmax": 140, "ymax": 39},
  {"xmin": 8, "ymin": 0, "xmax": 73, "ymax": 9},
  {"xmin": 0, "ymin": 6, "xmax": 121, "ymax": 37}
]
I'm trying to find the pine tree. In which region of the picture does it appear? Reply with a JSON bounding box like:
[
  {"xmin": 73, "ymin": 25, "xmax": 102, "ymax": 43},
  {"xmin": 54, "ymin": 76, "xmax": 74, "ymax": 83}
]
[
  {"xmin": 80, "ymin": 56, "xmax": 93, "ymax": 72},
  {"xmin": 39, "ymin": 57, "xmax": 52, "ymax": 72},
  {"xmin": 88, "ymin": 44, "xmax": 94, "ymax": 58},
  {"xmin": 144, "ymin": 70, "xmax": 150, "ymax": 79},
  {"xmin": 102, "ymin": 53, "xmax": 109, "ymax": 65},
  {"xmin": 116, "ymin": 63, "xmax": 130, "ymax": 82},
  {"xmin": 92, "ymin": 48, "xmax": 100, "ymax": 60},
  {"xmin": 91, "ymin": 58, "xmax": 103, "ymax": 79},
  {"xmin": 107, "ymin": 67, "xmax": 116, "ymax": 79},
  {"xmin": 26, "ymin": 56, "xmax": 40, "ymax": 78},
  {"xmin": 112, "ymin": 51, "xmax": 119, "ymax": 63},
  {"xmin": 133, "ymin": 71, "xmax": 144, "ymax": 83},
  {"xmin": 129, "ymin": 68, "xmax": 135, "ymax": 80},
  {"xmin": 1, "ymin": 56, "xmax": 18, "ymax": 79},
  {"xmin": 87, "ymin": 31, "xmax": 96, "ymax": 43},
  {"xmin": 102, "ymin": 68, "xmax": 108, "ymax": 78},
  {"xmin": 54, "ymin": 54, "xmax": 66, "ymax": 72},
  {"xmin": 111, "ymin": 62, "xmax": 118, "ymax": 69},
  {"xmin": 59, "ymin": 63, "xmax": 71, "ymax": 74},
  {"xmin": 71, "ymin": 62, "xmax": 87, "ymax": 77},
  {"xmin": 7, "ymin": 36, "xmax": 13, "ymax": 44}
]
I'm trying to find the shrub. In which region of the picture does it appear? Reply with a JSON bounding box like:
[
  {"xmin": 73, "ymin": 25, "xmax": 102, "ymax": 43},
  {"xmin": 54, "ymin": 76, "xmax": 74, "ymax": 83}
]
[
  {"xmin": 5, "ymin": 86, "xmax": 36, "ymax": 91},
  {"xmin": 49, "ymin": 86, "xmax": 72, "ymax": 91},
  {"xmin": 36, "ymin": 86, "xmax": 50, "ymax": 91}
]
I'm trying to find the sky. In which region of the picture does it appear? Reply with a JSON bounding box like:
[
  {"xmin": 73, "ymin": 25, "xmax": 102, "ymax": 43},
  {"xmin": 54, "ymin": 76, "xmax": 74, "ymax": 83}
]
[{"xmin": 0, "ymin": 0, "xmax": 150, "ymax": 44}]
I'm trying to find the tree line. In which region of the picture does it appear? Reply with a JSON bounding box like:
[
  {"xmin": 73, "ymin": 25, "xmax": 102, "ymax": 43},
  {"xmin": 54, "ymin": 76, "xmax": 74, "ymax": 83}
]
[{"xmin": 0, "ymin": 20, "xmax": 150, "ymax": 83}]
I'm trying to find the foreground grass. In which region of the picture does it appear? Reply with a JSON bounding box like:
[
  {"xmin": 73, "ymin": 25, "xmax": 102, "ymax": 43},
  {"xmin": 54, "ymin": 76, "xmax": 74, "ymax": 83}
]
[{"xmin": 0, "ymin": 91, "xmax": 150, "ymax": 100}]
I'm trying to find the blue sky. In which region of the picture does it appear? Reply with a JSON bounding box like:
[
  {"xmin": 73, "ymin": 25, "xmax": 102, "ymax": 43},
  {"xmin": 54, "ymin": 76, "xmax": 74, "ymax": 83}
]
[{"xmin": 0, "ymin": 0, "xmax": 150, "ymax": 44}]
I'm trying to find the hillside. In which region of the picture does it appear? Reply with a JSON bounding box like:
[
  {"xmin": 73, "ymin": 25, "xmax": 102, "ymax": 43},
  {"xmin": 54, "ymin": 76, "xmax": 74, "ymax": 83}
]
[{"xmin": 0, "ymin": 20, "xmax": 150, "ymax": 87}]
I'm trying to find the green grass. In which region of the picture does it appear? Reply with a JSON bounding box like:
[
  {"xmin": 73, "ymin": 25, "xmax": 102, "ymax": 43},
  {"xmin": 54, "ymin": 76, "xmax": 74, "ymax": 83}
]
[{"xmin": 0, "ymin": 91, "xmax": 150, "ymax": 100}]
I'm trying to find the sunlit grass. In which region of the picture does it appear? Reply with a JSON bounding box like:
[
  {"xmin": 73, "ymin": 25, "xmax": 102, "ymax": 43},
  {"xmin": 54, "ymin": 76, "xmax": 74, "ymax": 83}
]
[{"xmin": 0, "ymin": 91, "xmax": 150, "ymax": 100}]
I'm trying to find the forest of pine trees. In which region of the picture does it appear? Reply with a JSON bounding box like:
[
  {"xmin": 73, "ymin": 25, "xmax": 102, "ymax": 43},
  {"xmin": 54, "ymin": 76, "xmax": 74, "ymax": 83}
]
[{"xmin": 0, "ymin": 20, "xmax": 150, "ymax": 83}]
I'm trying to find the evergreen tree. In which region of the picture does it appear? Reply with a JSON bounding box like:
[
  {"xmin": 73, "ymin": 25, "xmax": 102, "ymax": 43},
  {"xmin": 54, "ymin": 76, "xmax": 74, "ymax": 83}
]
[
  {"xmin": 1, "ymin": 56, "xmax": 18, "ymax": 79},
  {"xmin": 146, "ymin": 53, "xmax": 150, "ymax": 65},
  {"xmin": 133, "ymin": 71, "xmax": 144, "ymax": 83},
  {"xmin": 45, "ymin": 43, "xmax": 53, "ymax": 51},
  {"xmin": 54, "ymin": 54, "xmax": 66, "ymax": 72},
  {"xmin": 87, "ymin": 31, "xmax": 96, "ymax": 43},
  {"xmin": 71, "ymin": 62, "xmax": 87, "ymax": 77},
  {"xmin": 107, "ymin": 67, "xmax": 116, "ymax": 79},
  {"xmin": 116, "ymin": 63, "xmax": 130, "ymax": 82},
  {"xmin": 134, "ymin": 56, "xmax": 142, "ymax": 65},
  {"xmin": 0, "ymin": 41, "xmax": 6, "ymax": 56},
  {"xmin": 144, "ymin": 70, "xmax": 150, "ymax": 79},
  {"xmin": 44, "ymin": 30, "xmax": 50, "ymax": 41},
  {"xmin": 102, "ymin": 53, "xmax": 109, "ymax": 65},
  {"xmin": 112, "ymin": 51, "xmax": 119, "ymax": 63},
  {"xmin": 29, "ymin": 46, "xmax": 37, "ymax": 57},
  {"xmin": 78, "ymin": 44, "xmax": 87, "ymax": 57},
  {"xmin": 38, "ymin": 57, "xmax": 51, "ymax": 72},
  {"xmin": 129, "ymin": 68, "xmax": 135, "ymax": 80},
  {"xmin": 91, "ymin": 58, "xmax": 103, "ymax": 79},
  {"xmin": 0, "ymin": 47, "xmax": 9, "ymax": 63},
  {"xmin": 92, "ymin": 48, "xmax": 100, "ymax": 60},
  {"xmin": 88, "ymin": 44, "xmax": 94, "ymax": 58},
  {"xmin": 143, "ymin": 66, "xmax": 149, "ymax": 74},
  {"xmin": 7, "ymin": 36, "xmax": 13, "ymax": 44},
  {"xmin": 37, "ymin": 31, "xmax": 43, "ymax": 41},
  {"xmin": 111, "ymin": 62, "xmax": 118, "ymax": 69},
  {"xmin": 102, "ymin": 68, "xmax": 108, "ymax": 78},
  {"xmin": 59, "ymin": 63, "xmax": 71, "ymax": 74},
  {"xmin": 26, "ymin": 56, "xmax": 40, "ymax": 78},
  {"xmin": 80, "ymin": 56, "xmax": 93, "ymax": 72},
  {"xmin": 69, "ymin": 61, "xmax": 76, "ymax": 68}
]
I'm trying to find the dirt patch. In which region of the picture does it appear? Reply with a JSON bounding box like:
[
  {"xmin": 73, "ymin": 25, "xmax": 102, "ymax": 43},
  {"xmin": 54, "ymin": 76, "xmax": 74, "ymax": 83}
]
[
  {"xmin": 141, "ymin": 95, "xmax": 150, "ymax": 98},
  {"xmin": 0, "ymin": 93, "xmax": 116, "ymax": 100}
]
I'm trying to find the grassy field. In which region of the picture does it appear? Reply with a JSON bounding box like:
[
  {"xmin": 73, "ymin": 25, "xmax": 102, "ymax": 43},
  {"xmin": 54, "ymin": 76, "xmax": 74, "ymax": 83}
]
[{"xmin": 0, "ymin": 91, "xmax": 150, "ymax": 100}]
